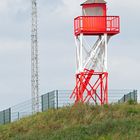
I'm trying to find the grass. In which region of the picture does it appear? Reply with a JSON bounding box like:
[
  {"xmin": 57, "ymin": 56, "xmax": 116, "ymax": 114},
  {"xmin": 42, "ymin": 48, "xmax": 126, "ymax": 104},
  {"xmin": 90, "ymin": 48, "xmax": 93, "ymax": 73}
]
[{"xmin": 0, "ymin": 103, "xmax": 140, "ymax": 140}]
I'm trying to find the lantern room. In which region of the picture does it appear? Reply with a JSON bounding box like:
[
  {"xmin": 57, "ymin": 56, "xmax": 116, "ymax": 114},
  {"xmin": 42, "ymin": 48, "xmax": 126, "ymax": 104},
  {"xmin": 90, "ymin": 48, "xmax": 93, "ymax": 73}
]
[
  {"xmin": 74, "ymin": 0, "xmax": 120, "ymax": 36},
  {"xmin": 82, "ymin": 0, "xmax": 107, "ymax": 16}
]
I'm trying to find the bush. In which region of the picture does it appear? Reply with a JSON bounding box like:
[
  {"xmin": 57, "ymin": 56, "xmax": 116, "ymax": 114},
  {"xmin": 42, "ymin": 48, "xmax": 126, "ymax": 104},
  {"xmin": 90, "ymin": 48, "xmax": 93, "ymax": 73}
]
[{"xmin": 127, "ymin": 99, "xmax": 137, "ymax": 105}]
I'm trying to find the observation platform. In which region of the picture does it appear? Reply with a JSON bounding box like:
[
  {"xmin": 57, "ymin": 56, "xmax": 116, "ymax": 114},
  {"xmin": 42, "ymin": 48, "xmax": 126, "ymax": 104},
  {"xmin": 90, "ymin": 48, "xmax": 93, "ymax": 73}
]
[{"xmin": 74, "ymin": 16, "xmax": 120, "ymax": 36}]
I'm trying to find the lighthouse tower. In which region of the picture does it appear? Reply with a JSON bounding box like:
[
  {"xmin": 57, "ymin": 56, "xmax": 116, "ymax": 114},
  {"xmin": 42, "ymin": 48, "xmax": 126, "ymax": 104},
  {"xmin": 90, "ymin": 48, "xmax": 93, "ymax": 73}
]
[{"xmin": 70, "ymin": 0, "xmax": 120, "ymax": 105}]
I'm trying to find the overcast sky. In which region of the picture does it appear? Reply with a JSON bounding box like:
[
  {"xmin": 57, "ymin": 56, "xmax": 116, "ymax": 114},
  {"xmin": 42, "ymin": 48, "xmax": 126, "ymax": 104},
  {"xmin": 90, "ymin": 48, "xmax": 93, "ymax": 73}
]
[{"xmin": 0, "ymin": 0, "xmax": 140, "ymax": 110}]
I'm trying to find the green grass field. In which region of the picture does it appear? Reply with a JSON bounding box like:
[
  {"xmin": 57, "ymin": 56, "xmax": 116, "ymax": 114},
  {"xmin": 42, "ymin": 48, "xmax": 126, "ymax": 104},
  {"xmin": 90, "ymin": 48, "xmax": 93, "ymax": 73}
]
[{"xmin": 0, "ymin": 102, "xmax": 140, "ymax": 140}]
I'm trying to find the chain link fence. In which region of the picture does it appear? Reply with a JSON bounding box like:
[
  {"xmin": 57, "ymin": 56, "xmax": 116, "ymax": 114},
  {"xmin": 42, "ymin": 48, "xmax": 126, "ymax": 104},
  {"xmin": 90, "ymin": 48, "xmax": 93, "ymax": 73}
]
[
  {"xmin": 0, "ymin": 108, "xmax": 11, "ymax": 125},
  {"xmin": 118, "ymin": 90, "xmax": 137, "ymax": 103},
  {"xmin": 0, "ymin": 89, "xmax": 138, "ymax": 125}
]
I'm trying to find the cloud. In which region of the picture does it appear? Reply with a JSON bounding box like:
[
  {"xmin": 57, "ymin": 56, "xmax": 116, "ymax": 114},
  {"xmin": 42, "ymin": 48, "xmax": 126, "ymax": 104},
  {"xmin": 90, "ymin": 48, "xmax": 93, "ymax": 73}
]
[{"xmin": 109, "ymin": 55, "xmax": 140, "ymax": 88}]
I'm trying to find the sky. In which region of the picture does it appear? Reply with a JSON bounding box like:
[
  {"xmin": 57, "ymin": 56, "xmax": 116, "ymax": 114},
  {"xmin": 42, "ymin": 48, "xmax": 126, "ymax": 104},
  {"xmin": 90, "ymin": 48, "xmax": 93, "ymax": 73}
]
[{"xmin": 0, "ymin": 0, "xmax": 140, "ymax": 110}]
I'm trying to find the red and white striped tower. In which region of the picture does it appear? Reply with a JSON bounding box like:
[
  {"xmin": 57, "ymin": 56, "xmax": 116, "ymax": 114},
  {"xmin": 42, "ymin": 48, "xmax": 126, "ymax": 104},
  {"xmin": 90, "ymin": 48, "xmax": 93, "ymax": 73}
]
[{"xmin": 70, "ymin": 0, "xmax": 120, "ymax": 105}]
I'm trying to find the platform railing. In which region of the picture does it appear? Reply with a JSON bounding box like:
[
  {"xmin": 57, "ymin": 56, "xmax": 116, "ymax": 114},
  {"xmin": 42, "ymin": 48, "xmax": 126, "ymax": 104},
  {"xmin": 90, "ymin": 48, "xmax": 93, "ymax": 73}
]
[{"xmin": 74, "ymin": 16, "xmax": 120, "ymax": 36}]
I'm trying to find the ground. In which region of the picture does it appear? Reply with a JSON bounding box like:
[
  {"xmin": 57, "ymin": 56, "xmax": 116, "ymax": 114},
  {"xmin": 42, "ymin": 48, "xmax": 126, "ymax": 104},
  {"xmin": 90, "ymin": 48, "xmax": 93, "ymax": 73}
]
[{"xmin": 0, "ymin": 102, "xmax": 140, "ymax": 140}]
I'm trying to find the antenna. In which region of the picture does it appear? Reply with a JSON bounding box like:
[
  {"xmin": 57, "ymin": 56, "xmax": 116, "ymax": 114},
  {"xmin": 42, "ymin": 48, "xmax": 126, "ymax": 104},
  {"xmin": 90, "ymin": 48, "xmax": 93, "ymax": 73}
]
[{"xmin": 31, "ymin": 0, "xmax": 39, "ymax": 113}]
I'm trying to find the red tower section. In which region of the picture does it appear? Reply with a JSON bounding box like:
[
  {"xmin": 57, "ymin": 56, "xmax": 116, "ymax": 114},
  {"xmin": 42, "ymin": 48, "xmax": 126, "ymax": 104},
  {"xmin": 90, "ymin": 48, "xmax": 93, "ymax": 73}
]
[{"xmin": 70, "ymin": 0, "xmax": 120, "ymax": 105}]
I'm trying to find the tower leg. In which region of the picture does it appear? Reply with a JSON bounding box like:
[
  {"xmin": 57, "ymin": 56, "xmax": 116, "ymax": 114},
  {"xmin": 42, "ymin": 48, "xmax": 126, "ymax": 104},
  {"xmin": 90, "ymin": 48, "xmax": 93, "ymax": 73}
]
[{"xmin": 71, "ymin": 69, "xmax": 108, "ymax": 105}]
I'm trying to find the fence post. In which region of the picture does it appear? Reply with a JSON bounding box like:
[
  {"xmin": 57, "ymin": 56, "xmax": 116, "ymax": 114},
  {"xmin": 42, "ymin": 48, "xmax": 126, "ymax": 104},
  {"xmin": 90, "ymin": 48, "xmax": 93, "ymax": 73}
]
[
  {"xmin": 56, "ymin": 90, "xmax": 59, "ymax": 109},
  {"xmin": 9, "ymin": 108, "xmax": 11, "ymax": 123},
  {"xmin": 130, "ymin": 92, "xmax": 132, "ymax": 100},
  {"xmin": 48, "ymin": 92, "xmax": 50, "ymax": 109},
  {"xmin": 18, "ymin": 112, "xmax": 20, "ymax": 120},
  {"xmin": 3, "ymin": 110, "xmax": 5, "ymax": 125},
  {"xmin": 124, "ymin": 95, "xmax": 126, "ymax": 102},
  {"xmin": 136, "ymin": 90, "xmax": 138, "ymax": 102},
  {"xmin": 134, "ymin": 90, "xmax": 137, "ymax": 102},
  {"xmin": 41, "ymin": 95, "xmax": 43, "ymax": 112}
]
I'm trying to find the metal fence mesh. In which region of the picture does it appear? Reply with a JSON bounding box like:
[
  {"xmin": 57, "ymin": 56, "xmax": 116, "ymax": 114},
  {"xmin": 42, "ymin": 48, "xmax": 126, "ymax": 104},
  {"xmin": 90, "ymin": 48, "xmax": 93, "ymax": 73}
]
[
  {"xmin": 0, "ymin": 108, "xmax": 11, "ymax": 125},
  {"xmin": 0, "ymin": 89, "xmax": 138, "ymax": 125},
  {"xmin": 118, "ymin": 90, "xmax": 137, "ymax": 103}
]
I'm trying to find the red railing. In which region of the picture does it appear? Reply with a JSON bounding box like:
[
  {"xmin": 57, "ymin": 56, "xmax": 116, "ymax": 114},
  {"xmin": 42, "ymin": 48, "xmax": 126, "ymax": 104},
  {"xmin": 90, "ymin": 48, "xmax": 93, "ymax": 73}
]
[{"xmin": 74, "ymin": 16, "xmax": 120, "ymax": 36}]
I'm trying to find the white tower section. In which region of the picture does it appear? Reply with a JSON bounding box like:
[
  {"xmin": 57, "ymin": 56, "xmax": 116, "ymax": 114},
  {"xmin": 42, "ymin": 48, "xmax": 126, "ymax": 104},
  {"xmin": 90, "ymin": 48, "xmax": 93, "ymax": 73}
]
[
  {"xmin": 75, "ymin": 0, "xmax": 109, "ymax": 74},
  {"xmin": 75, "ymin": 34, "xmax": 109, "ymax": 74},
  {"xmin": 31, "ymin": 0, "xmax": 39, "ymax": 113}
]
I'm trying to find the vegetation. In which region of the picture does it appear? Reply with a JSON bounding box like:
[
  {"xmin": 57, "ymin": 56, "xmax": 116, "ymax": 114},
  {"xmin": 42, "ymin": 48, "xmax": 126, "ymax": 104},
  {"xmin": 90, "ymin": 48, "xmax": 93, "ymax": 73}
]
[{"xmin": 0, "ymin": 103, "xmax": 140, "ymax": 140}]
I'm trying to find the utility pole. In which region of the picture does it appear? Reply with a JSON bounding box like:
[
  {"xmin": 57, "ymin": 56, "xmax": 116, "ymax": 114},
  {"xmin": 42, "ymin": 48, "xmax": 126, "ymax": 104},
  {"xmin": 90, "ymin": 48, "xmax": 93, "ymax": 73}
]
[{"xmin": 31, "ymin": 0, "xmax": 39, "ymax": 113}]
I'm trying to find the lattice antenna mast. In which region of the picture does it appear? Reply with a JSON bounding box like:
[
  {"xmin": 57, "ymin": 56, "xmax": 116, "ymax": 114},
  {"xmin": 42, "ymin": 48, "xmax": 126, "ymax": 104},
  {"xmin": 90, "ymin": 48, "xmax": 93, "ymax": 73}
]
[{"xmin": 31, "ymin": 0, "xmax": 39, "ymax": 113}]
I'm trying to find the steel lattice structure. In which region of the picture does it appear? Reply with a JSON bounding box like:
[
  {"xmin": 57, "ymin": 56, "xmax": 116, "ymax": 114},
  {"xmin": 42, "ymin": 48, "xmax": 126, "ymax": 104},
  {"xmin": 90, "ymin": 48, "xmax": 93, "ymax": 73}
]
[
  {"xmin": 71, "ymin": 0, "xmax": 120, "ymax": 105},
  {"xmin": 31, "ymin": 0, "xmax": 39, "ymax": 112}
]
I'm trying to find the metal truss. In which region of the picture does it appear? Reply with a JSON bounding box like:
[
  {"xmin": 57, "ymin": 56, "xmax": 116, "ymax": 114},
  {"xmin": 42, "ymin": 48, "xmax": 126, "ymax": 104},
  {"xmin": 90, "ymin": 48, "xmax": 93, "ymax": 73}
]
[
  {"xmin": 31, "ymin": 0, "xmax": 39, "ymax": 113},
  {"xmin": 71, "ymin": 34, "xmax": 110, "ymax": 105},
  {"xmin": 75, "ymin": 34, "xmax": 109, "ymax": 73},
  {"xmin": 70, "ymin": 70, "xmax": 108, "ymax": 104}
]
